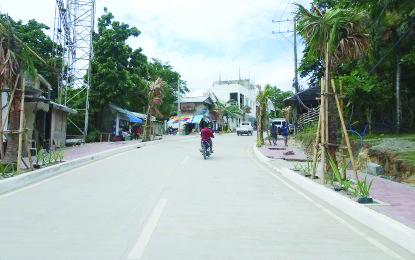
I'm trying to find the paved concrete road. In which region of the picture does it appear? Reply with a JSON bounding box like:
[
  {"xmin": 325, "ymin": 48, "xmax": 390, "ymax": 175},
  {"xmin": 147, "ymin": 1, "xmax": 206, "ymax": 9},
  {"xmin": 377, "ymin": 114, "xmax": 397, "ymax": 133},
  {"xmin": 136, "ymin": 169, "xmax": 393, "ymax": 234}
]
[{"xmin": 0, "ymin": 134, "xmax": 413, "ymax": 260}]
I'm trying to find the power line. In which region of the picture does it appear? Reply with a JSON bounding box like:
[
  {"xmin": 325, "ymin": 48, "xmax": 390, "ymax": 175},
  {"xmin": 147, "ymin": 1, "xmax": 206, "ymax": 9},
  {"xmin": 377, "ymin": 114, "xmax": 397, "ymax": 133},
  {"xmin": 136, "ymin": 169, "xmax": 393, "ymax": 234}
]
[
  {"xmin": 272, "ymin": 0, "xmax": 284, "ymax": 20},
  {"xmin": 273, "ymin": 34, "xmax": 294, "ymax": 60},
  {"xmin": 281, "ymin": 33, "xmax": 294, "ymax": 46},
  {"xmin": 279, "ymin": 0, "xmax": 291, "ymax": 20}
]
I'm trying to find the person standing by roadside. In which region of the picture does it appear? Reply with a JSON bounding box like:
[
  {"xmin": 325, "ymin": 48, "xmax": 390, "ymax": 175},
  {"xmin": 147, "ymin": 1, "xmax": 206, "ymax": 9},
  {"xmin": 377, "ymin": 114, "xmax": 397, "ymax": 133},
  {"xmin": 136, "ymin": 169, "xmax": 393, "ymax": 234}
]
[
  {"xmin": 281, "ymin": 121, "xmax": 289, "ymax": 147},
  {"xmin": 270, "ymin": 123, "xmax": 278, "ymax": 145}
]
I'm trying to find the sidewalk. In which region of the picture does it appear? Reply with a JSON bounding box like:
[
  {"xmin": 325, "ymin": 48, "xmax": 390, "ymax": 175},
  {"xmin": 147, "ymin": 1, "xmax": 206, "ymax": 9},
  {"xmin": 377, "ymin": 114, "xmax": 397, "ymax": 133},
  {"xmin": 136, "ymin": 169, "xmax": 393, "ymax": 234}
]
[{"xmin": 256, "ymin": 138, "xmax": 415, "ymax": 230}]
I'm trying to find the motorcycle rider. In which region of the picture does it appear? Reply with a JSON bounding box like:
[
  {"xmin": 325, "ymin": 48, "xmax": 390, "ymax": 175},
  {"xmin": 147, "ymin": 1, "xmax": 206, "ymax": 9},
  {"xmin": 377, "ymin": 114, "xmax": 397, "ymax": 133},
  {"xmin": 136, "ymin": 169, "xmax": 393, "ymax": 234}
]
[{"xmin": 200, "ymin": 120, "xmax": 214, "ymax": 153}]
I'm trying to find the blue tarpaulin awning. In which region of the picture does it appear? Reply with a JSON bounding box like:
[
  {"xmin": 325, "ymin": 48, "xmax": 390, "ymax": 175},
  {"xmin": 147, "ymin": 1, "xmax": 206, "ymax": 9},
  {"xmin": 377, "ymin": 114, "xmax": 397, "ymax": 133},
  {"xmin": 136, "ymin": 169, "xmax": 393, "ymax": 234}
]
[
  {"xmin": 192, "ymin": 115, "xmax": 204, "ymax": 124},
  {"xmin": 127, "ymin": 114, "xmax": 143, "ymax": 124}
]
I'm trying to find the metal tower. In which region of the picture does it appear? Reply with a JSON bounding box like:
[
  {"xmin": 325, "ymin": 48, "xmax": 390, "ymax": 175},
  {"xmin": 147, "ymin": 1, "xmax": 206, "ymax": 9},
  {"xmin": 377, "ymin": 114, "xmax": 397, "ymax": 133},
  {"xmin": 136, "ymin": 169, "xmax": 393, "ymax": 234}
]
[{"xmin": 53, "ymin": 0, "xmax": 95, "ymax": 138}]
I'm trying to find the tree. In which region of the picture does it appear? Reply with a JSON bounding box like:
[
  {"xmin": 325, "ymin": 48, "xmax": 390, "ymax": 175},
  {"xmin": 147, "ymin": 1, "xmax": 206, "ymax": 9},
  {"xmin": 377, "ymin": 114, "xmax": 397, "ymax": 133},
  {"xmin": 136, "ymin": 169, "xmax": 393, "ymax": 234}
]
[
  {"xmin": 143, "ymin": 78, "xmax": 164, "ymax": 142},
  {"xmin": 0, "ymin": 15, "xmax": 40, "ymax": 164},
  {"xmin": 268, "ymin": 87, "xmax": 293, "ymax": 117},
  {"xmin": 90, "ymin": 8, "xmax": 143, "ymax": 115},
  {"xmin": 296, "ymin": 3, "xmax": 371, "ymax": 168},
  {"xmin": 256, "ymin": 85, "xmax": 271, "ymax": 146},
  {"xmin": 299, "ymin": 0, "xmax": 415, "ymax": 131},
  {"xmin": 146, "ymin": 59, "xmax": 187, "ymax": 118},
  {"xmin": 211, "ymin": 94, "xmax": 241, "ymax": 132},
  {"xmin": 223, "ymin": 100, "xmax": 242, "ymax": 129},
  {"xmin": 0, "ymin": 14, "xmax": 63, "ymax": 100}
]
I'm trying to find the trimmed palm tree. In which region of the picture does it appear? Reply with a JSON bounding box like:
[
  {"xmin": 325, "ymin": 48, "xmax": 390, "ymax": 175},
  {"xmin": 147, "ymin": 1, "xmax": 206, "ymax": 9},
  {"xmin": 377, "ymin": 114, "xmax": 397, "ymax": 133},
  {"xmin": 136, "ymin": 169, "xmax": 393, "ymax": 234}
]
[
  {"xmin": 0, "ymin": 17, "xmax": 38, "ymax": 164},
  {"xmin": 296, "ymin": 4, "xmax": 371, "ymax": 177},
  {"xmin": 256, "ymin": 84, "xmax": 271, "ymax": 146},
  {"xmin": 142, "ymin": 77, "xmax": 164, "ymax": 142}
]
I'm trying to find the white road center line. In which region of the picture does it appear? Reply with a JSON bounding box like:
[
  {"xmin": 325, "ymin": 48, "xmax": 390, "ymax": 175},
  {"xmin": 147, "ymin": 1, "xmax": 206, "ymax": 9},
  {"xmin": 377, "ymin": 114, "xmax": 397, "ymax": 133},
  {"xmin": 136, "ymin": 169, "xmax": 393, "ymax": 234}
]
[
  {"xmin": 181, "ymin": 155, "xmax": 190, "ymax": 165},
  {"xmin": 247, "ymin": 147, "xmax": 404, "ymax": 260},
  {"xmin": 128, "ymin": 199, "xmax": 168, "ymax": 260}
]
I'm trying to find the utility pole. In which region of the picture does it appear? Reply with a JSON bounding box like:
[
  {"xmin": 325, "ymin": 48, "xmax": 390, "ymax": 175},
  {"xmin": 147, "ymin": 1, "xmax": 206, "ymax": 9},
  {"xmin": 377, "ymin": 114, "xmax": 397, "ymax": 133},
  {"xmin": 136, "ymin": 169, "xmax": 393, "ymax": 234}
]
[
  {"xmin": 272, "ymin": 18, "xmax": 299, "ymax": 94},
  {"xmin": 293, "ymin": 17, "xmax": 299, "ymax": 93},
  {"xmin": 177, "ymin": 80, "xmax": 181, "ymax": 135}
]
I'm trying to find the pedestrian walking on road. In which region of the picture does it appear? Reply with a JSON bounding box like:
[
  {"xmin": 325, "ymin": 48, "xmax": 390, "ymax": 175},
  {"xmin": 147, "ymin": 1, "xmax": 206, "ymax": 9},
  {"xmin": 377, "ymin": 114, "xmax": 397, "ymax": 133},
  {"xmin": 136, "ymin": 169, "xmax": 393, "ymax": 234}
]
[
  {"xmin": 281, "ymin": 121, "xmax": 289, "ymax": 147},
  {"xmin": 270, "ymin": 123, "xmax": 278, "ymax": 145}
]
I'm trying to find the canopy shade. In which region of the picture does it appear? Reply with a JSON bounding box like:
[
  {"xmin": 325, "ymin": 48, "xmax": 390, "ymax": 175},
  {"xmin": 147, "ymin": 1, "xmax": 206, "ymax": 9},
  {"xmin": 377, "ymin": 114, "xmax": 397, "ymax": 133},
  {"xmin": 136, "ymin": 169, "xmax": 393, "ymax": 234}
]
[
  {"xmin": 128, "ymin": 114, "xmax": 143, "ymax": 124},
  {"xmin": 192, "ymin": 115, "xmax": 204, "ymax": 124}
]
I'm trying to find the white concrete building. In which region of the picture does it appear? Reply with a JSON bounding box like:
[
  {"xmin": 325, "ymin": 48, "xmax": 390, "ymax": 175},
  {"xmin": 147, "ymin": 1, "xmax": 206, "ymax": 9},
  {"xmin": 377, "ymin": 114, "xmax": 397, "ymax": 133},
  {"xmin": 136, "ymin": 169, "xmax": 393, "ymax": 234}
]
[{"xmin": 207, "ymin": 79, "xmax": 257, "ymax": 130}]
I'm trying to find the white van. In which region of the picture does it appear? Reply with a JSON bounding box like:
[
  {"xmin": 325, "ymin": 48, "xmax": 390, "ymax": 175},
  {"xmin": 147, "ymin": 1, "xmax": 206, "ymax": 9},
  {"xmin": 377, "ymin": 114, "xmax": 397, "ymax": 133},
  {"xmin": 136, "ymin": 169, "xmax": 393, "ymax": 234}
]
[{"xmin": 271, "ymin": 118, "xmax": 286, "ymax": 128}]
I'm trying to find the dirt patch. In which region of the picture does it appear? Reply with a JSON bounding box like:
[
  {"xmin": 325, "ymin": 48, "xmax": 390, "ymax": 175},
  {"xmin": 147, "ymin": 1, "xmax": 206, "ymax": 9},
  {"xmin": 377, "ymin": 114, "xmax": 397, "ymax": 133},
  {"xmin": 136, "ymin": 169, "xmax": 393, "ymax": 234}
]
[{"xmin": 365, "ymin": 138, "xmax": 415, "ymax": 184}]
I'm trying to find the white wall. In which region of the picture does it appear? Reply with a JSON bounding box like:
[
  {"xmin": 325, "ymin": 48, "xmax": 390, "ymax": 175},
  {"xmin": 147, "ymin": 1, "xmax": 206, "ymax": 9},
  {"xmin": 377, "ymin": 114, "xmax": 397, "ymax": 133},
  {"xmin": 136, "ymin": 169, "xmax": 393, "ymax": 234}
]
[{"xmin": 208, "ymin": 83, "xmax": 257, "ymax": 122}]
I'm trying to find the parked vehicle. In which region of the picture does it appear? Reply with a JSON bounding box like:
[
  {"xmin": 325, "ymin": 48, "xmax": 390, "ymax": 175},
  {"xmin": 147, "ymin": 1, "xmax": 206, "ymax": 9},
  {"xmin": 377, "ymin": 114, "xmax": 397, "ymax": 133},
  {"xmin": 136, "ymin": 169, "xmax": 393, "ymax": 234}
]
[
  {"xmin": 236, "ymin": 121, "xmax": 253, "ymax": 136},
  {"xmin": 270, "ymin": 118, "xmax": 293, "ymax": 134}
]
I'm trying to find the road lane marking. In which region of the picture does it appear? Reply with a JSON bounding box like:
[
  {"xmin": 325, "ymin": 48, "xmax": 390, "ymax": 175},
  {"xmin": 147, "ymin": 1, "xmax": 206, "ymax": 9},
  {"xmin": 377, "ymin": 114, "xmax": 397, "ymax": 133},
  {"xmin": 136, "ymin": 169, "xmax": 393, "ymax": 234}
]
[
  {"xmin": 128, "ymin": 199, "xmax": 168, "ymax": 259},
  {"xmin": 247, "ymin": 146, "xmax": 404, "ymax": 260},
  {"xmin": 181, "ymin": 155, "xmax": 190, "ymax": 165}
]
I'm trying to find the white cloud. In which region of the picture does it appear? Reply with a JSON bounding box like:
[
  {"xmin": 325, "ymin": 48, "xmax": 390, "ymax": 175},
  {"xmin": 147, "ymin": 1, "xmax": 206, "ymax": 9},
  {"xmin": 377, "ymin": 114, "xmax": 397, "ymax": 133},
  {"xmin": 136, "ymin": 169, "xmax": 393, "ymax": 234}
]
[{"xmin": 0, "ymin": 0, "xmax": 313, "ymax": 95}]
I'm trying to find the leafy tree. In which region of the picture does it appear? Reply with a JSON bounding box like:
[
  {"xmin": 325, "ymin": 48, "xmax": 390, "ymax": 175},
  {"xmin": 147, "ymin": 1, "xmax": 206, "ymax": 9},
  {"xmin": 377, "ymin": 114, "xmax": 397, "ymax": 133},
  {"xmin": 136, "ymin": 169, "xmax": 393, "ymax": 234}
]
[
  {"xmin": 298, "ymin": 1, "xmax": 415, "ymax": 131},
  {"xmin": 89, "ymin": 8, "xmax": 143, "ymax": 115},
  {"xmin": 268, "ymin": 87, "xmax": 293, "ymax": 117}
]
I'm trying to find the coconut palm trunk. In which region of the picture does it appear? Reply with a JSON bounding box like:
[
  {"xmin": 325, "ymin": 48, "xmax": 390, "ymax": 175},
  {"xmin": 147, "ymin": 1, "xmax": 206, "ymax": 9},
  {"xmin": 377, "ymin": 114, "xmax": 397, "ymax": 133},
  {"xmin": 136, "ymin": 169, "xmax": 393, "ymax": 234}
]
[{"xmin": 3, "ymin": 85, "xmax": 21, "ymax": 163}]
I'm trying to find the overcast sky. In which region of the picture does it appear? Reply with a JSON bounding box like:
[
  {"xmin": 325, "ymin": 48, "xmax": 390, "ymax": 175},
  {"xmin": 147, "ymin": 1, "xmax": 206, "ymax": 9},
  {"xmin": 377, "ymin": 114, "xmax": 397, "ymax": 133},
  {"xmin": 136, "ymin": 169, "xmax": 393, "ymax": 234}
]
[{"xmin": 0, "ymin": 0, "xmax": 312, "ymax": 96}]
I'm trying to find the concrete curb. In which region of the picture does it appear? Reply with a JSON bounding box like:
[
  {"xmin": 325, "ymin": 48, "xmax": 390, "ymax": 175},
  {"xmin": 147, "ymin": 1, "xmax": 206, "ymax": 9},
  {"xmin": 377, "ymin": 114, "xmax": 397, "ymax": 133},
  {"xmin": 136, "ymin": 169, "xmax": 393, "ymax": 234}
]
[
  {"xmin": 253, "ymin": 144, "xmax": 415, "ymax": 255},
  {"xmin": 0, "ymin": 136, "xmax": 196, "ymax": 195}
]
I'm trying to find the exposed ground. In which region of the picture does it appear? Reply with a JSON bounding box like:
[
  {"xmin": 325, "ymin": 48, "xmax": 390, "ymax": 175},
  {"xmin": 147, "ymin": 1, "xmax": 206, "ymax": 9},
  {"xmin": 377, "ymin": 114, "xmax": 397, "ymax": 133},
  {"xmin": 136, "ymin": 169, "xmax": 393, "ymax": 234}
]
[
  {"xmin": 365, "ymin": 134, "xmax": 415, "ymax": 184},
  {"xmin": 294, "ymin": 131, "xmax": 415, "ymax": 185}
]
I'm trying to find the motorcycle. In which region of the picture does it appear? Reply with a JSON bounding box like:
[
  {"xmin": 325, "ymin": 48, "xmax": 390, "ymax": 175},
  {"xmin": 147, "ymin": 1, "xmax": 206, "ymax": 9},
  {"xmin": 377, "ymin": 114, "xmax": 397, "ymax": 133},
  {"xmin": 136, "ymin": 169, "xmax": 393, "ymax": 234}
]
[{"xmin": 200, "ymin": 140, "xmax": 211, "ymax": 159}]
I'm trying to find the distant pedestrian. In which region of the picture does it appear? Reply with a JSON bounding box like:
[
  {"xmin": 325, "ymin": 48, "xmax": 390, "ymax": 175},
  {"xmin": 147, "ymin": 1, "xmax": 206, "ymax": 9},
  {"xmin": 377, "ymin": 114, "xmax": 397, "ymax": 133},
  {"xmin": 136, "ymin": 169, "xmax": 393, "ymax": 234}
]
[
  {"xmin": 270, "ymin": 123, "xmax": 278, "ymax": 145},
  {"xmin": 281, "ymin": 122, "xmax": 289, "ymax": 147}
]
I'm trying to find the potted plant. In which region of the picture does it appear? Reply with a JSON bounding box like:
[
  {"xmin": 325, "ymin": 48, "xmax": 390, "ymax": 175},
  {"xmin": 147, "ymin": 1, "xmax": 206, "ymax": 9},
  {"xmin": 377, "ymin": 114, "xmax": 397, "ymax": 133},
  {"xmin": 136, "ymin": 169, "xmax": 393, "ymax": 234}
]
[
  {"xmin": 353, "ymin": 176, "xmax": 375, "ymax": 203},
  {"xmin": 34, "ymin": 149, "xmax": 45, "ymax": 169}
]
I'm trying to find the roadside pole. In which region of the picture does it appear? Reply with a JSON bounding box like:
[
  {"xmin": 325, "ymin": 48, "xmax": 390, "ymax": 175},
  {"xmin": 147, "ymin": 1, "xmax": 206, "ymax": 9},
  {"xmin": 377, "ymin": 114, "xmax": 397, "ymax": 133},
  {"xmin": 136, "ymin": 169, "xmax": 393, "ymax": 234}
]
[{"xmin": 177, "ymin": 80, "xmax": 181, "ymax": 135}]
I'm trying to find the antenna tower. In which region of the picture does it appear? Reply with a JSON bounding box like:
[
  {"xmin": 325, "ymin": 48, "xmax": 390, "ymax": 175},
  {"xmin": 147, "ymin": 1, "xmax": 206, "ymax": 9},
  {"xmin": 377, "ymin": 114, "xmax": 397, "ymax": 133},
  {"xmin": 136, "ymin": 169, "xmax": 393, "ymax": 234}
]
[{"xmin": 53, "ymin": 0, "xmax": 95, "ymax": 138}]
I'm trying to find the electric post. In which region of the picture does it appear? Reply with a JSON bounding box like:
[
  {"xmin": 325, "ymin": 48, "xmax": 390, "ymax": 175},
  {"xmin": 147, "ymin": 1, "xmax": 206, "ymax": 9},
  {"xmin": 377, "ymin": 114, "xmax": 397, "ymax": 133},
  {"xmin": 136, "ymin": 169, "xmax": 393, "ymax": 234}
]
[
  {"xmin": 177, "ymin": 80, "xmax": 181, "ymax": 135},
  {"xmin": 272, "ymin": 17, "xmax": 299, "ymax": 94}
]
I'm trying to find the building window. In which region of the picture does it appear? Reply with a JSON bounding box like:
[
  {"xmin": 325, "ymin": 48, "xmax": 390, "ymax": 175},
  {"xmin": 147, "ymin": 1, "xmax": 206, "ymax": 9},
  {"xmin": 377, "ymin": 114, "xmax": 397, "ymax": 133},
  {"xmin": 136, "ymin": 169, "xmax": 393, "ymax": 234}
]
[
  {"xmin": 240, "ymin": 94, "xmax": 244, "ymax": 108},
  {"xmin": 230, "ymin": 93, "xmax": 238, "ymax": 103}
]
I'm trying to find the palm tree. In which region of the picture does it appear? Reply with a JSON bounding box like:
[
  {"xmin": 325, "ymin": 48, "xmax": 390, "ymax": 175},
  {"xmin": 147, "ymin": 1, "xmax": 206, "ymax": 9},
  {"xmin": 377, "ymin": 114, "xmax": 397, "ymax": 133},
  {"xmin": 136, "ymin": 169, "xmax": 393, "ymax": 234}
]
[
  {"xmin": 242, "ymin": 106, "xmax": 251, "ymax": 121},
  {"xmin": 256, "ymin": 84, "xmax": 271, "ymax": 146},
  {"xmin": 143, "ymin": 77, "xmax": 164, "ymax": 142},
  {"xmin": 0, "ymin": 17, "xmax": 38, "ymax": 164},
  {"xmin": 296, "ymin": 4, "xmax": 371, "ymax": 172},
  {"xmin": 212, "ymin": 93, "xmax": 226, "ymax": 132},
  {"xmin": 223, "ymin": 100, "xmax": 242, "ymax": 130}
]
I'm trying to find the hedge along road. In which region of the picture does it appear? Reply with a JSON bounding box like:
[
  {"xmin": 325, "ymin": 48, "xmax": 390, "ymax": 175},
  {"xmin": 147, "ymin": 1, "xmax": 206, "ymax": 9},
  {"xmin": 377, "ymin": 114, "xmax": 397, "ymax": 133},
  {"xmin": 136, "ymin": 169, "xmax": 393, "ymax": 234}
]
[{"xmin": 0, "ymin": 133, "xmax": 413, "ymax": 260}]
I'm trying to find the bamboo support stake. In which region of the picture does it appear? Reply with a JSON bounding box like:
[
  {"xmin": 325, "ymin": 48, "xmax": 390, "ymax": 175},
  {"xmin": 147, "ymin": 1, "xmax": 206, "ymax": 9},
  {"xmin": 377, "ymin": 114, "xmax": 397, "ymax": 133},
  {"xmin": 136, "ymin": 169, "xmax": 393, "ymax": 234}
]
[
  {"xmin": 16, "ymin": 78, "xmax": 26, "ymax": 174},
  {"xmin": 320, "ymin": 78, "xmax": 327, "ymax": 183},
  {"xmin": 340, "ymin": 80, "xmax": 347, "ymax": 179},
  {"xmin": 23, "ymin": 118, "xmax": 33, "ymax": 170},
  {"xmin": 311, "ymin": 78, "xmax": 324, "ymax": 179},
  {"xmin": 0, "ymin": 86, "xmax": 3, "ymax": 159},
  {"xmin": 331, "ymin": 79, "xmax": 358, "ymax": 180}
]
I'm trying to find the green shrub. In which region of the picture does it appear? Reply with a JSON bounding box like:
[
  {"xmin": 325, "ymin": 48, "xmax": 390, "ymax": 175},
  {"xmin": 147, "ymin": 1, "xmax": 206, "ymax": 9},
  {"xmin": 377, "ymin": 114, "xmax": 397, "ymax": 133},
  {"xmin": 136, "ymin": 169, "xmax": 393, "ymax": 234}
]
[
  {"xmin": 294, "ymin": 123, "xmax": 317, "ymax": 154},
  {"xmin": 0, "ymin": 163, "xmax": 17, "ymax": 178},
  {"xmin": 86, "ymin": 130, "xmax": 102, "ymax": 143}
]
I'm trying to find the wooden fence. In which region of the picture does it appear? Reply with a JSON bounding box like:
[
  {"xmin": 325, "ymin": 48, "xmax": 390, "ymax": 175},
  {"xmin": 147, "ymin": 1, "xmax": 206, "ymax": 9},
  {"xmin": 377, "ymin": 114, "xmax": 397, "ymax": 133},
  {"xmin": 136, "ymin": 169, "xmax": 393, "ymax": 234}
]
[{"xmin": 296, "ymin": 108, "xmax": 320, "ymax": 131}]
